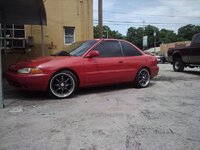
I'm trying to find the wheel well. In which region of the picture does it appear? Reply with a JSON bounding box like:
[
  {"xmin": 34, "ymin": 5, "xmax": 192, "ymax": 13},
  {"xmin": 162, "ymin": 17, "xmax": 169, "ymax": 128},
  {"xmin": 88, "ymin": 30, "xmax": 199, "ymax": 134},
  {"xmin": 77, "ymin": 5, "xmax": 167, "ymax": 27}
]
[
  {"xmin": 139, "ymin": 67, "xmax": 151, "ymax": 75},
  {"xmin": 173, "ymin": 53, "xmax": 181, "ymax": 61},
  {"xmin": 50, "ymin": 68, "xmax": 80, "ymax": 87}
]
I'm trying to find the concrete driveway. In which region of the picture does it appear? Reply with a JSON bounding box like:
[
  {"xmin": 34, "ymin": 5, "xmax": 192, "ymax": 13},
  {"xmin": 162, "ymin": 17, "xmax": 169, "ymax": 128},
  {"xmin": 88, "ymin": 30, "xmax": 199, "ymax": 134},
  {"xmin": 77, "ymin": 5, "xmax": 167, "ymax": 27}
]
[{"xmin": 1, "ymin": 64, "xmax": 200, "ymax": 150}]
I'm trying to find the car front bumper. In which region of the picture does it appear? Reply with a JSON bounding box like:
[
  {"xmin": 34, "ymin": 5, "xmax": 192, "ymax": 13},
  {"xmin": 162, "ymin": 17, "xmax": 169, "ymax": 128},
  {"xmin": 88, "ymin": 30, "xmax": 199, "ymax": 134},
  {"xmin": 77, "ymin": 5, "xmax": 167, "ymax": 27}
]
[{"xmin": 5, "ymin": 71, "xmax": 51, "ymax": 91}]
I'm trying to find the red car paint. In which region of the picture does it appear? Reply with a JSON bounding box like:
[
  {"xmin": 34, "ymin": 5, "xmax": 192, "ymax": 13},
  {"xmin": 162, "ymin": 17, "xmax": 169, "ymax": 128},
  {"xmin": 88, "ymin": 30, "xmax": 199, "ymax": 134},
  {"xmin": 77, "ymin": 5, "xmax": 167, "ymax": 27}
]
[{"xmin": 5, "ymin": 39, "xmax": 159, "ymax": 92}]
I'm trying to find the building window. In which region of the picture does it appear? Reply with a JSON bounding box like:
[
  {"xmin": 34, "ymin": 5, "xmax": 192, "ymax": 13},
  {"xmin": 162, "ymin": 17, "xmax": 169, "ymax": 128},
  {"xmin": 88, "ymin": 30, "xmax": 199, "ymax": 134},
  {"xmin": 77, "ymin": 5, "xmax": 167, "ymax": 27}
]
[
  {"xmin": 64, "ymin": 27, "xmax": 75, "ymax": 45},
  {"xmin": 0, "ymin": 24, "xmax": 25, "ymax": 49}
]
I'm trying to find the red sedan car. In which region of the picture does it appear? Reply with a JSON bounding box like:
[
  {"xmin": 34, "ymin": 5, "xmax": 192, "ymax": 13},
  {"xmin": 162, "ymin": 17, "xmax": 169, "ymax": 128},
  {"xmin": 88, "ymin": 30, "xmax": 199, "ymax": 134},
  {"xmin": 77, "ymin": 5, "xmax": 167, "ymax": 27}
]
[{"xmin": 5, "ymin": 39, "xmax": 159, "ymax": 98}]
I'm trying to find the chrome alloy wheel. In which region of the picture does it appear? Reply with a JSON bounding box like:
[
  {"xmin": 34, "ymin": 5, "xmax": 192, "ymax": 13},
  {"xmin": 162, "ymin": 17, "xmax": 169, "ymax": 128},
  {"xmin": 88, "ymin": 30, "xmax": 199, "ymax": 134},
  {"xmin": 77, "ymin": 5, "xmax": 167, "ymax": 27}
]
[
  {"xmin": 50, "ymin": 72, "xmax": 75, "ymax": 98},
  {"xmin": 137, "ymin": 68, "xmax": 150, "ymax": 87}
]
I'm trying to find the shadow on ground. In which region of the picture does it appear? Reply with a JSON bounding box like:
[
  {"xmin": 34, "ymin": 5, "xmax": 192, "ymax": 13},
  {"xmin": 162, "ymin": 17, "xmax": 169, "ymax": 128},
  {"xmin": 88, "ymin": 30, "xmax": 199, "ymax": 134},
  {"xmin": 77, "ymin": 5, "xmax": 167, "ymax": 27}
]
[
  {"xmin": 4, "ymin": 90, "xmax": 49, "ymax": 101},
  {"xmin": 77, "ymin": 83, "xmax": 133, "ymax": 96},
  {"xmin": 165, "ymin": 69, "xmax": 200, "ymax": 76},
  {"xmin": 4, "ymin": 82, "xmax": 156, "ymax": 101},
  {"xmin": 183, "ymin": 70, "xmax": 200, "ymax": 76}
]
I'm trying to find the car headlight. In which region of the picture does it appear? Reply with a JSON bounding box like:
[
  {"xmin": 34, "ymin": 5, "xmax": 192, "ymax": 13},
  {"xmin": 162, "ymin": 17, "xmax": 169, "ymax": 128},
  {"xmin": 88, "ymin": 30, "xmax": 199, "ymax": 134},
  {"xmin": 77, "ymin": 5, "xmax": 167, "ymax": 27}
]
[
  {"xmin": 18, "ymin": 68, "xmax": 31, "ymax": 74},
  {"xmin": 18, "ymin": 68, "xmax": 43, "ymax": 74}
]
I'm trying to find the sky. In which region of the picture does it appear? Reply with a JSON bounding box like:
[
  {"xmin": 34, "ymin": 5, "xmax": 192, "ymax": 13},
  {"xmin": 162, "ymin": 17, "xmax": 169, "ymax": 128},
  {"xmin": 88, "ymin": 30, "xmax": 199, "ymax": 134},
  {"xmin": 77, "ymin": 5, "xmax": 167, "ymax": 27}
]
[{"xmin": 93, "ymin": 0, "xmax": 200, "ymax": 35}]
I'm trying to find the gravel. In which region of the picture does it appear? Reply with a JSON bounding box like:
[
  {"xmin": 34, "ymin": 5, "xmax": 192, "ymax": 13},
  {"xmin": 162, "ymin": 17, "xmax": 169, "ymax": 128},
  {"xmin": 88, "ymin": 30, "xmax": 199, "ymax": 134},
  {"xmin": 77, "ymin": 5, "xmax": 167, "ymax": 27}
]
[{"xmin": 1, "ymin": 64, "xmax": 200, "ymax": 150}]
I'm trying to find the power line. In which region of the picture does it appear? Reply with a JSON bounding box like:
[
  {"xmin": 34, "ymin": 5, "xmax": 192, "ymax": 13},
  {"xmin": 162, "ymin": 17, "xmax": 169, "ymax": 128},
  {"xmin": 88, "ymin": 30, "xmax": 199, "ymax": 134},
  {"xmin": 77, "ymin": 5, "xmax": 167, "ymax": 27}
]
[
  {"xmin": 93, "ymin": 23, "xmax": 198, "ymax": 27},
  {"xmin": 94, "ymin": 10, "xmax": 200, "ymax": 19},
  {"xmin": 93, "ymin": 22, "xmax": 189, "ymax": 27},
  {"xmin": 93, "ymin": 19, "xmax": 200, "ymax": 25}
]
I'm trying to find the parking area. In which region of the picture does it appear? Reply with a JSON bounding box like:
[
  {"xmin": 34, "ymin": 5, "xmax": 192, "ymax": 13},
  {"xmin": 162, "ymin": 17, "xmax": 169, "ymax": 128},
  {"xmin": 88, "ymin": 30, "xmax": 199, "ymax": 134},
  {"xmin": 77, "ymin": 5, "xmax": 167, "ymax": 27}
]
[{"xmin": 1, "ymin": 64, "xmax": 200, "ymax": 150}]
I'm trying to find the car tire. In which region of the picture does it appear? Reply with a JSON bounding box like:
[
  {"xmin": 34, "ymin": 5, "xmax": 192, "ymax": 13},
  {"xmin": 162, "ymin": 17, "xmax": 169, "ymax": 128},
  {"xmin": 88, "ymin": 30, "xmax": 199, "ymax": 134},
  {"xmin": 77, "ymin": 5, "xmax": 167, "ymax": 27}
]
[
  {"xmin": 173, "ymin": 59, "xmax": 184, "ymax": 72},
  {"xmin": 48, "ymin": 70, "xmax": 77, "ymax": 98},
  {"xmin": 135, "ymin": 68, "xmax": 150, "ymax": 88}
]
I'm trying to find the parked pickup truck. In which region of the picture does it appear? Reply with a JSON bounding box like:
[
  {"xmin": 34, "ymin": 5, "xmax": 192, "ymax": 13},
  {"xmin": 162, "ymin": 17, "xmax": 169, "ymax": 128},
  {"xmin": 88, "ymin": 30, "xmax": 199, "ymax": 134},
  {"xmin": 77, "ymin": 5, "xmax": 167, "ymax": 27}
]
[{"xmin": 168, "ymin": 33, "xmax": 200, "ymax": 72}]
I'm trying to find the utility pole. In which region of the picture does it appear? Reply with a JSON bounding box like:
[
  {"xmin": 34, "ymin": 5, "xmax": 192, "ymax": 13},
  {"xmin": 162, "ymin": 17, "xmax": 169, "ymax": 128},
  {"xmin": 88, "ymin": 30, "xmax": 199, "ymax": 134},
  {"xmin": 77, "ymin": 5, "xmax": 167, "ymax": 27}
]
[
  {"xmin": 98, "ymin": 0, "xmax": 103, "ymax": 38},
  {"xmin": 142, "ymin": 20, "xmax": 145, "ymax": 50},
  {"xmin": 0, "ymin": 24, "xmax": 4, "ymax": 108},
  {"xmin": 154, "ymin": 31, "xmax": 156, "ymax": 54}
]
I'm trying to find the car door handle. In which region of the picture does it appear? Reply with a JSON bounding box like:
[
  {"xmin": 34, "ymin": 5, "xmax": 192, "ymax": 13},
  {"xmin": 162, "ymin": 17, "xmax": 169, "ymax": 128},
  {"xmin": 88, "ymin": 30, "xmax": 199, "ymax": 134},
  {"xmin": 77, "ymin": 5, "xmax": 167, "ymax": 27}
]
[{"xmin": 118, "ymin": 61, "xmax": 123, "ymax": 63}]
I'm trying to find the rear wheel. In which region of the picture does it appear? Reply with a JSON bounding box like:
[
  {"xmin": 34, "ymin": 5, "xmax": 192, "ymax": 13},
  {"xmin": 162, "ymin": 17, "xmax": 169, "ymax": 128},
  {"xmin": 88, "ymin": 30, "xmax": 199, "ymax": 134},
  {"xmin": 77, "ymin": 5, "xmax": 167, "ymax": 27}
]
[
  {"xmin": 173, "ymin": 59, "xmax": 184, "ymax": 72},
  {"xmin": 49, "ymin": 70, "xmax": 77, "ymax": 98},
  {"xmin": 135, "ymin": 68, "xmax": 150, "ymax": 88}
]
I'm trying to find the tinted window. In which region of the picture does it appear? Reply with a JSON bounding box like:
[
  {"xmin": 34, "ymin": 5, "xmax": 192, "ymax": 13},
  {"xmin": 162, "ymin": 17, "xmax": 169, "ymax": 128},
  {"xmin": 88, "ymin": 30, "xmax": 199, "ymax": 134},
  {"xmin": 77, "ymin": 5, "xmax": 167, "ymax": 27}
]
[
  {"xmin": 69, "ymin": 40, "xmax": 97, "ymax": 56},
  {"xmin": 51, "ymin": 40, "xmax": 97, "ymax": 56},
  {"xmin": 94, "ymin": 41, "xmax": 122, "ymax": 57},
  {"xmin": 121, "ymin": 41, "xmax": 142, "ymax": 56}
]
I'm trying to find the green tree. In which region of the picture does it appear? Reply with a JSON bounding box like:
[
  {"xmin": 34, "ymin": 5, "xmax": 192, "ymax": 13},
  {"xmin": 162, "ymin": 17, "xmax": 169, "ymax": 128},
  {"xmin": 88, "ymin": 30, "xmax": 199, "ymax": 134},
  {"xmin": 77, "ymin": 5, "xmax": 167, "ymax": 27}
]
[
  {"xmin": 126, "ymin": 25, "xmax": 159, "ymax": 49},
  {"xmin": 144, "ymin": 25, "xmax": 159, "ymax": 48},
  {"xmin": 109, "ymin": 30, "xmax": 124, "ymax": 39},
  {"xmin": 158, "ymin": 29, "xmax": 176, "ymax": 44},
  {"xmin": 126, "ymin": 27, "xmax": 137, "ymax": 42},
  {"xmin": 126, "ymin": 27, "xmax": 144, "ymax": 49},
  {"xmin": 178, "ymin": 24, "xmax": 200, "ymax": 41},
  {"xmin": 93, "ymin": 25, "xmax": 124, "ymax": 39},
  {"xmin": 94, "ymin": 24, "xmax": 200, "ymax": 49},
  {"xmin": 93, "ymin": 26, "xmax": 99, "ymax": 38}
]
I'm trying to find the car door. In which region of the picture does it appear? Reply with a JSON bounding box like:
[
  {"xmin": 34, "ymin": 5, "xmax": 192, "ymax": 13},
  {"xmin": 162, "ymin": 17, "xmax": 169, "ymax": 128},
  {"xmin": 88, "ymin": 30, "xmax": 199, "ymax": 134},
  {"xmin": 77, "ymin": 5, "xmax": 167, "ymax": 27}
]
[
  {"xmin": 189, "ymin": 47, "xmax": 200, "ymax": 64},
  {"xmin": 83, "ymin": 40, "xmax": 126, "ymax": 86}
]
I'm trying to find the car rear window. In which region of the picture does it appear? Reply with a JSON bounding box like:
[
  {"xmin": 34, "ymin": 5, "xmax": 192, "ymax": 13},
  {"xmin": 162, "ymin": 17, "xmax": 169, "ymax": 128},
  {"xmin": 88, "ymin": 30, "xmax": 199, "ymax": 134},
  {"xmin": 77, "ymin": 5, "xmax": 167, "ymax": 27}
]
[{"xmin": 121, "ymin": 41, "xmax": 142, "ymax": 56}]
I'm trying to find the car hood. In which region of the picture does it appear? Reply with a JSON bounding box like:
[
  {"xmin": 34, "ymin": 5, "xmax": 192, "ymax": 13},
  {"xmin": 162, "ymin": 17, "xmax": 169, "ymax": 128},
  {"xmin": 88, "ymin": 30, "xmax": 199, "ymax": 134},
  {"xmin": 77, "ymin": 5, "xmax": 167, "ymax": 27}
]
[{"xmin": 10, "ymin": 56, "xmax": 73, "ymax": 70}]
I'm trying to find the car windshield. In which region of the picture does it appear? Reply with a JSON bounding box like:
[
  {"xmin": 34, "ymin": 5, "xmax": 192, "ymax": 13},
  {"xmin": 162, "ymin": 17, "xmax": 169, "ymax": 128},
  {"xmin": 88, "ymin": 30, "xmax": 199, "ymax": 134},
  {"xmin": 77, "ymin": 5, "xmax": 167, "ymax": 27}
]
[
  {"xmin": 69, "ymin": 40, "xmax": 97, "ymax": 56},
  {"xmin": 69, "ymin": 40, "xmax": 98, "ymax": 56},
  {"xmin": 51, "ymin": 40, "xmax": 97, "ymax": 56}
]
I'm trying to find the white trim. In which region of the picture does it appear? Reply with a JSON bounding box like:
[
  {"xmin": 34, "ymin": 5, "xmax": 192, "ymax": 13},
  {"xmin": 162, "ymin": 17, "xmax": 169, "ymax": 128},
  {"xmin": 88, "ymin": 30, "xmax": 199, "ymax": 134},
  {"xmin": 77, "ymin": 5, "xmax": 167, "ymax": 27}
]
[
  {"xmin": 0, "ymin": 24, "xmax": 25, "ymax": 49},
  {"xmin": 64, "ymin": 26, "xmax": 75, "ymax": 45}
]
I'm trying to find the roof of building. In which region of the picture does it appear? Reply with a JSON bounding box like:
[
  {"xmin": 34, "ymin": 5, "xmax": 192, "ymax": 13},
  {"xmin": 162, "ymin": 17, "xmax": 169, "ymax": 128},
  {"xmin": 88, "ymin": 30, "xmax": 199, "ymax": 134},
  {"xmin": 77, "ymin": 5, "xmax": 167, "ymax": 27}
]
[{"xmin": 0, "ymin": 0, "xmax": 46, "ymax": 25}]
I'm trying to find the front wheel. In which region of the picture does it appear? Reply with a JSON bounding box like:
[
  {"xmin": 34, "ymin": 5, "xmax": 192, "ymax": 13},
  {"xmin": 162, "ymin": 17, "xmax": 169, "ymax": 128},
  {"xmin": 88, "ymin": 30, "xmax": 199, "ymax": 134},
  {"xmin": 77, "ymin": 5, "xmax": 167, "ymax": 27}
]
[
  {"xmin": 173, "ymin": 59, "xmax": 184, "ymax": 72},
  {"xmin": 135, "ymin": 68, "xmax": 150, "ymax": 88},
  {"xmin": 48, "ymin": 70, "xmax": 77, "ymax": 98}
]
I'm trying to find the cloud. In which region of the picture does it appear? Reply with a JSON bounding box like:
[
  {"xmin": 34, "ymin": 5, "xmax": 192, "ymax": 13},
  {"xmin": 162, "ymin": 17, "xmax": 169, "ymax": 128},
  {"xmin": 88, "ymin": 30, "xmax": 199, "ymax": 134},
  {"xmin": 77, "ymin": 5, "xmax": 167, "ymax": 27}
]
[{"xmin": 93, "ymin": 0, "xmax": 200, "ymax": 35}]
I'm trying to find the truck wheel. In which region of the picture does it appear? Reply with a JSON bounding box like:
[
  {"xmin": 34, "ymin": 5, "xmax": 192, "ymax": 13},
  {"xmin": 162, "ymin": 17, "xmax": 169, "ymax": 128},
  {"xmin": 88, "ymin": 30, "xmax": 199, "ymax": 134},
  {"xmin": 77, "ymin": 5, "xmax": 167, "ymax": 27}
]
[{"xmin": 173, "ymin": 59, "xmax": 184, "ymax": 72}]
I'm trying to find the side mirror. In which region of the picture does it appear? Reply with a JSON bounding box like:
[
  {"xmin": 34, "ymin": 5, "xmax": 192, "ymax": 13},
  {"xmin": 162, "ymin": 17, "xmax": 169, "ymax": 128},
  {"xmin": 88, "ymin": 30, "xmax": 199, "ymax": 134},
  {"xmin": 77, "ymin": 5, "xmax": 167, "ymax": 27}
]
[{"xmin": 86, "ymin": 50, "xmax": 100, "ymax": 58}]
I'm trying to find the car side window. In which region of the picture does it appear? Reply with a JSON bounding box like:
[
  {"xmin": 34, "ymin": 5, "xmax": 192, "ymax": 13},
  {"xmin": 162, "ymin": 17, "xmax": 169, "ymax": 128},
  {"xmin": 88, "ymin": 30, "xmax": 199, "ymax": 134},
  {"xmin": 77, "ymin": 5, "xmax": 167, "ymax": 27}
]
[
  {"xmin": 121, "ymin": 41, "xmax": 142, "ymax": 56},
  {"xmin": 94, "ymin": 41, "xmax": 122, "ymax": 57}
]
